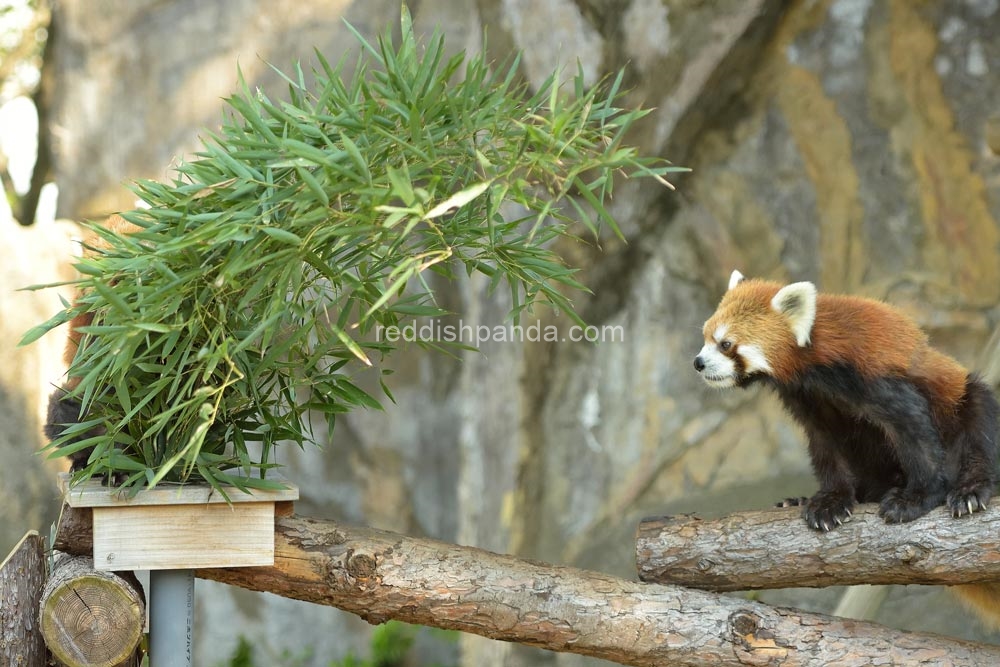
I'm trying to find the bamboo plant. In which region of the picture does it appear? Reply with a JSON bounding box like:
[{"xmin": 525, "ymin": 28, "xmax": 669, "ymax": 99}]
[{"xmin": 22, "ymin": 7, "xmax": 684, "ymax": 493}]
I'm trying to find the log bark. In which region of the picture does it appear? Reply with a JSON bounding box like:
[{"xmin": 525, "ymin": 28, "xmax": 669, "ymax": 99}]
[
  {"xmin": 55, "ymin": 506, "xmax": 1000, "ymax": 667},
  {"xmin": 1, "ymin": 531, "xmax": 47, "ymax": 667},
  {"xmin": 636, "ymin": 504, "xmax": 1000, "ymax": 591},
  {"xmin": 39, "ymin": 553, "xmax": 145, "ymax": 667}
]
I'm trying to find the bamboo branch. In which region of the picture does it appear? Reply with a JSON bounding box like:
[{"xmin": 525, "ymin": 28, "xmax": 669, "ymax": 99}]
[
  {"xmin": 55, "ymin": 506, "xmax": 1000, "ymax": 667},
  {"xmin": 636, "ymin": 504, "xmax": 1000, "ymax": 591}
]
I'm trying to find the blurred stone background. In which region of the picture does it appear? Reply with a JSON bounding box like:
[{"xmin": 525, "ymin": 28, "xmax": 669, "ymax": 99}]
[{"xmin": 3, "ymin": 0, "xmax": 1000, "ymax": 665}]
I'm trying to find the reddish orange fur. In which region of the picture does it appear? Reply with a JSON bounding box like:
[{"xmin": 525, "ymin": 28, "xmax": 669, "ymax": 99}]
[
  {"xmin": 64, "ymin": 214, "xmax": 141, "ymax": 389},
  {"xmin": 703, "ymin": 278, "xmax": 968, "ymax": 425}
]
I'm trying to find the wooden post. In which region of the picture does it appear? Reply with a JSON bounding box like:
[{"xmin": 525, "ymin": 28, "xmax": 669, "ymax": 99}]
[
  {"xmin": 39, "ymin": 553, "xmax": 145, "ymax": 667},
  {"xmin": 1, "ymin": 531, "xmax": 47, "ymax": 667}
]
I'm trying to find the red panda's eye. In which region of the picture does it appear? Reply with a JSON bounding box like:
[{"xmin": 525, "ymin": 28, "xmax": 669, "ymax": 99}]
[{"xmin": 719, "ymin": 340, "xmax": 732, "ymax": 352}]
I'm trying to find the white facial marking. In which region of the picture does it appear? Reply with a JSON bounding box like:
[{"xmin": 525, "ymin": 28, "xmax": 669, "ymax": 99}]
[
  {"xmin": 713, "ymin": 324, "xmax": 729, "ymax": 344},
  {"xmin": 696, "ymin": 343, "xmax": 737, "ymax": 388},
  {"xmin": 739, "ymin": 344, "xmax": 773, "ymax": 374}
]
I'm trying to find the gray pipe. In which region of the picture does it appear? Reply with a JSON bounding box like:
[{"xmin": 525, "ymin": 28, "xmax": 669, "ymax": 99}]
[{"xmin": 149, "ymin": 569, "xmax": 194, "ymax": 666}]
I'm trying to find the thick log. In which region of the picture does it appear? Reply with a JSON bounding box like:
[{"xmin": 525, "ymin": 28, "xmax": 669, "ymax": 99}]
[
  {"xmin": 55, "ymin": 506, "xmax": 1000, "ymax": 667},
  {"xmin": 1, "ymin": 531, "xmax": 47, "ymax": 667},
  {"xmin": 636, "ymin": 504, "xmax": 1000, "ymax": 591},
  {"xmin": 40, "ymin": 553, "xmax": 145, "ymax": 667}
]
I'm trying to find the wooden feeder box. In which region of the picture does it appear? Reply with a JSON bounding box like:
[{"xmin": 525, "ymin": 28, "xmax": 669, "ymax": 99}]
[{"xmin": 60, "ymin": 473, "xmax": 299, "ymax": 571}]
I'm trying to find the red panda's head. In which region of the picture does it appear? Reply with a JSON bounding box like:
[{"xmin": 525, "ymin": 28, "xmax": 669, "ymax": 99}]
[{"xmin": 694, "ymin": 270, "xmax": 817, "ymax": 388}]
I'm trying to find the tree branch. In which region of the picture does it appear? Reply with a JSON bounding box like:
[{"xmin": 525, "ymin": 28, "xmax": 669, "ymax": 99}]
[
  {"xmin": 55, "ymin": 507, "xmax": 1000, "ymax": 666},
  {"xmin": 637, "ymin": 504, "xmax": 1000, "ymax": 591}
]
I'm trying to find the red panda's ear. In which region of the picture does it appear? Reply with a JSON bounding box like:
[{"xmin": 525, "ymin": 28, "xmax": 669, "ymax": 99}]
[
  {"xmin": 727, "ymin": 270, "xmax": 746, "ymax": 291},
  {"xmin": 771, "ymin": 281, "xmax": 816, "ymax": 347}
]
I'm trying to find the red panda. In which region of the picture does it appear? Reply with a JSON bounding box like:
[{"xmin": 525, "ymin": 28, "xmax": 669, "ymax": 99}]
[
  {"xmin": 694, "ymin": 270, "xmax": 1000, "ymax": 624},
  {"xmin": 45, "ymin": 213, "xmax": 141, "ymax": 473}
]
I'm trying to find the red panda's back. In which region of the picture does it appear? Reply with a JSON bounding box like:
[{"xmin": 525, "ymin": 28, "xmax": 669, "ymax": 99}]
[{"xmin": 811, "ymin": 294, "xmax": 968, "ymax": 418}]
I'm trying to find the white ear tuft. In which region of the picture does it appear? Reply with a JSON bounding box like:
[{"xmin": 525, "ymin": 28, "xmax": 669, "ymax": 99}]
[
  {"xmin": 728, "ymin": 270, "xmax": 746, "ymax": 291},
  {"xmin": 771, "ymin": 281, "xmax": 817, "ymax": 347}
]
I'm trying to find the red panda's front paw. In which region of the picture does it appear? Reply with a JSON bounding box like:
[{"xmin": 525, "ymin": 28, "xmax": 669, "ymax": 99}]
[
  {"xmin": 878, "ymin": 487, "xmax": 940, "ymax": 523},
  {"xmin": 946, "ymin": 483, "xmax": 992, "ymax": 518},
  {"xmin": 804, "ymin": 492, "xmax": 854, "ymax": 531}
]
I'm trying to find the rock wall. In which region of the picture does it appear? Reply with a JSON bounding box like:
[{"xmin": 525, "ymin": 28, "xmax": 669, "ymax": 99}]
[{"xmin": 4, "ymin": 0, "xmax": 999, "ymax": 664}]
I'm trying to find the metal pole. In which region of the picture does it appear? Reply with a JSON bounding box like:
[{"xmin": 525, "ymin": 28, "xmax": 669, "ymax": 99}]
[{"xmin": 149, "ymin": 569, "xmax": 194, "ymax": 667}]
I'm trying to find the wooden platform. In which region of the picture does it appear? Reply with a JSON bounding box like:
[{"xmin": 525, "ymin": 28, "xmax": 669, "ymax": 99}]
[{"xmin": 60, "ymin": 473, "xmax": 298, "ymax": 571}]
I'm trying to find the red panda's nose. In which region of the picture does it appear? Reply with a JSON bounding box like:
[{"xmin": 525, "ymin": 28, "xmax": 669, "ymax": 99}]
[{"xmin": 694, "ymin": 356, "xmax": 705, "ymax": 372}]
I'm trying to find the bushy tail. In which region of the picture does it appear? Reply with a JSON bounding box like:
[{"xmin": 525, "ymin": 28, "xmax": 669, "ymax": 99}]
[
  {"xmin": 952, "ymin": 583, "xmax": 1000, "ymax": 628},
  {"xmin": 947, "ymin": 377, "xmax": 1000, "ymax": 627}
]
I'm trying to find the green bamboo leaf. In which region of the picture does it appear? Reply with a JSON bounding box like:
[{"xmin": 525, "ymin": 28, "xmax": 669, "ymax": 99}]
[
  {"xmin": 282, "ymin": 138, "xmax": 330, "ymax": 165},
  {"xmin": 386, "ymin": 163, "xmax": 415, "ymax": 206},
  {"xmin": 93, "ymin": 282, "xmax": 134, "ymax": 316},
  {"xmin": 387, "ymin": 302, "xmax": 447, "ymax": 317},
  {"xmin": 260, "ymin": 226, "xmax": 303, "ymax": 245},
  {"xmin": 330, "ymin": 325, "xmax": 372, "ymax": 367},
  {"xmin": 341, "ymin": 17, "xmax": 381, "ymax": 60},
  {"xmin": 295, "ymin": 166, "xmax": 330, "ymax": 207},
  {"xmin": 131, "ymin": 322, "xmax": 176, "ymax": 333},
  {"xmin": 424, "ymin": 181, "xmax": 492, "ymax": 219},
  {"xmin": 47, "ymin": 435, "xmax": 107, "ymax": 459},
  {"xmin": 19, "ymin": 315, "xmax": 69, "ymax": 346},
  {"xmin": 334, "ymin": 378, "xmax": 383, "ymax": 410},
  {"xmin": 572, "ymin": 175, "xmax": 623, "ymax": 240},
  {"xmin": 340, "ymin": 134, "xmax": 371, "ymax": 183}
]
